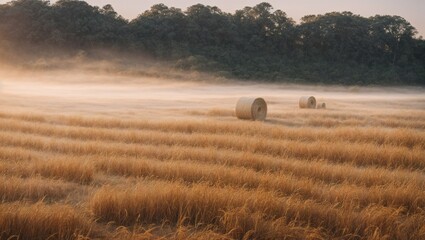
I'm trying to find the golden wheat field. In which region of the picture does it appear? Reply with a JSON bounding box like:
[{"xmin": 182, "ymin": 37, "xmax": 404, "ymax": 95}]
[{"xmin": 0, "ymin": 71, "xmax": 425, "ymax": 240}]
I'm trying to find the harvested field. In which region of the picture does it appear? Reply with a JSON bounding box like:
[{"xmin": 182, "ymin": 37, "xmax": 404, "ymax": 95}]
[{"xmin": 0, "ymin": 71, "xmax": 424, "ymax": 239}]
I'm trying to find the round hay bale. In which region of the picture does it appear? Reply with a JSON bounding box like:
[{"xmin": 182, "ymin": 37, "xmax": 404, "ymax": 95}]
[
  {"xmin": 235, "ymin": 97, "xmax": 267, "ymax": 121},
  {"xmin": 299, "ymin": 96, "xmax": 316, "ymax": 109},
  {"xmin": 317, "ymin": 102, "xmax": 326, "ymax": 109}
]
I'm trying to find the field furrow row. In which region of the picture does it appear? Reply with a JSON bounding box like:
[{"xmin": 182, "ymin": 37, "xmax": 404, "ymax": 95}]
[
  {"xmin": 1, "ymin": 127, "xmax": 423, "ymax": 171},
  {"xmin": 1, "ymin": 117, "xmax": 424, "ymax": 150},
  {"xmin": 94, "ymin": 156, "xmax": 425, "ymax": 212},
  {"xmin": 1, "ymin": 135, "xmax": 424, "ymax": 189}
]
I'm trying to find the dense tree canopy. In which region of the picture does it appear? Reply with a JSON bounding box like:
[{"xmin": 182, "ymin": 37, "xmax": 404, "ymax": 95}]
[{"xmin": 0, "ymin": 0, "xmax": 424, "ymax": 85}]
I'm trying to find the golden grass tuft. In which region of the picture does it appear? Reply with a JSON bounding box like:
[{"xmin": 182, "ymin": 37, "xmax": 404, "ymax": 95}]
[
  {"xmin": 0, "ymin": 203, "xmax": 90, "ymax": 240},
  {"xmin": 0, "ymin": 176, "xmax": 76, "ymax": 202},
  {"xmin": 90, "ymin": 182, "xmax": 226, "ymax": 226},
  {"xmin": 33, "ymin": 159, "xmax": 95, "ymax": 184},
  {"xmin": 0, "ymin": 158, "xmax": 94, "ymax": 184},
  {"xmin": 220, "ymin": 207, "xmax": 324, "ymax": 239}
]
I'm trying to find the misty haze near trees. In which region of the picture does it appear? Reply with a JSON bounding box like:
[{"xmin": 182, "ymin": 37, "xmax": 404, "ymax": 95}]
[{"xmin": 0, "ymin": 0, "xmax": 424, "ymax": 85}]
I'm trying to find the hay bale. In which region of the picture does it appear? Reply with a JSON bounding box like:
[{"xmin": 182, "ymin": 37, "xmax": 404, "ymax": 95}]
[
  {"xmin": 235, "ymin": 97, "xmax": 267, "ymax": 121},
  {"xmin": 317, "ymin": 102, "xmax": 326, "ymax": 109},
  {"xmin": 299, "ymin": 96, "xmax": 316, "ymax": 109}
]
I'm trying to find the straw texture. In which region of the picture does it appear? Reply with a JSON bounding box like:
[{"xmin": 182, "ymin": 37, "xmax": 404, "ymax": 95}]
[
  {"xmin": 235, "ymin": 97, "xmax": 267, "ymax": 121},
  {"xmin": 299, "ymin": 96, "xmax": 317, "ymax": 109}
]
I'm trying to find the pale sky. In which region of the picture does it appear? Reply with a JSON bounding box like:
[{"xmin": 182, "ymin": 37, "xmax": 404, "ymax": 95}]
[{"xmin": 2, "ymin": 0, "xmax": 424, "ymax": 36}]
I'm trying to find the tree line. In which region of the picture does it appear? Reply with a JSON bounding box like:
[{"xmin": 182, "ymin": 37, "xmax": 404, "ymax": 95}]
[{"xmin": 0, "ymin": 0, "xmax": 424, "ymax": 85}]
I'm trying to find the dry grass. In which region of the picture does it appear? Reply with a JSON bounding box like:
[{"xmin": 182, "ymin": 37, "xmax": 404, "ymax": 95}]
[
  {"xmin": 0, "ymin": 203, "xmax": 90, "ymax": 240},
  {"xmin": 0, "ymin": 176, "xmax": 77, "ymax": 202},
  {"xmin": 90, "ymin": 181, "xmax": 325, "ymax": 239},
  {"xmin": 1, "ymin": 125, "xmax": 423, "ymax": 170},
  {"xmin": 90, "ymin": 180, "xmax": 425, "ymax": 239},
  {"xmin": 0, "ymin": 158, "xmax": 94, "ymax": 184},
  {"xmin": 0, "ymin": 95, "xmax": 424, "ymax": 240}
]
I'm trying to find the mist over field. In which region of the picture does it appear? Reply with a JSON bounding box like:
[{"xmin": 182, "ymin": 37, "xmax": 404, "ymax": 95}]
[
  {"xmin": 0, "ymin": 69, "xmax": 424, "ymax": 119},
  {"xmin": 1, "ymin": 1, "xmax": 425, "ymax": 240}
]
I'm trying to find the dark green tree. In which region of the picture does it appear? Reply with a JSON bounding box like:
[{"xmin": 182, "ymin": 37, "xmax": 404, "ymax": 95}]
[
  {"xmin": 370, "ymin": 15, "xmax": 417, "ymax": 65},
  {"xmin": 0, "ymin": 0, "xmax": 423, "ymax": 84},
  {"xmin": 52, "ymin": 0, "xmax": 127, "ymax": 48},
  {"xmin": 129, "ymin": 4, "xmax": 187, "ymax": 57},
  {"xmin": 0, "ymin": 0, "xmax": 53, "ymax": 44}
]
